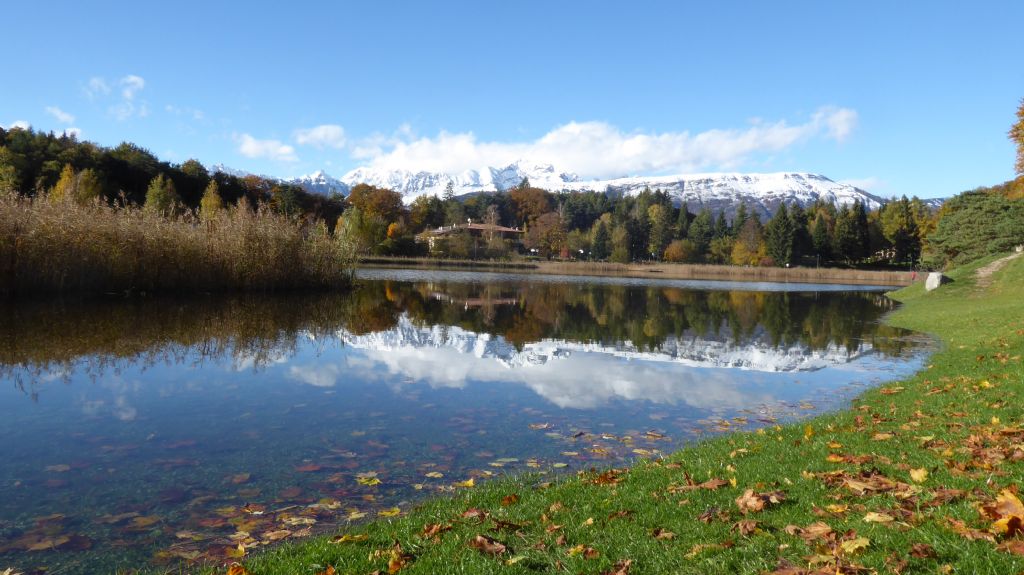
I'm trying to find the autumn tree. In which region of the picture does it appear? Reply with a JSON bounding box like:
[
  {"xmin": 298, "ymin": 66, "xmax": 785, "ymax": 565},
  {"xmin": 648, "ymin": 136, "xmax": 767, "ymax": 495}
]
[
  {"xmin": 346, "ymin": 183, "xmax": 405, "ymax": 224},
  {"xmin": 664, "ymin": 239, "xmax": 697, "ymax": 263},
  {"xmin": 524, "ymin": 212, "xmax": 567, "ymax": 259},
  {"xmin": 731, "ymin": 217, "xmax": 765, "ymax": 266},
  {"xmin": 144, "ymin": 173, "xmax": 181, "ymax": 215},
  {"xmin": 646, "ymin": 203, "xmax": 671, "ymax": 259},
  {"xmin": 409, "ymin": 194, "xmax": 445, "ymax": 232},
  {"xmin": 199, "ymin": 180, "xmax": 224, "ymax": 221},
  {"xmin": 50, "ymin": 163, "xmax": 76, "ymax": 202},
  {"xmin": 510, "ymin": 186, "xmax": 552, "ymax": 225},
  {"xmin": 1011, "ymin": 97, "xmax": 1024, "ymax": 175}
]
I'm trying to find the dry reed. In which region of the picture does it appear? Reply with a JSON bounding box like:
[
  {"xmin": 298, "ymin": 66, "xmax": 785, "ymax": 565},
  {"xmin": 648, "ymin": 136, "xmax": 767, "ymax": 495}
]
[{"xmin": 0, "ymin": 194, "xmax": 353, "ymax": 296}]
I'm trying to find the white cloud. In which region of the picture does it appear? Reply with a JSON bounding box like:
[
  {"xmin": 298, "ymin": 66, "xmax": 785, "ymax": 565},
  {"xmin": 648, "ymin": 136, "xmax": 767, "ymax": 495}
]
[
  {"xmin": 84, "ymin": 77, "xmax": 110, "ymax": 99},
  {"xmin": 1, "ymin": 120, "xmax": 31, "ymax": 130},
  {"xmin": 839, "ymin": 177, "xmax": 882, "ymax": 192},
  {"xmin": 356, "ymin": 107, "xmax": 858, "ymax": 179},
  {"xmin": 236, "ymin": 133, "xmax": 299, "ymax": 162},
  {"xmin": 165, "ymin": 104, "xmax": 205, "ymax": 121},
  {"xmin": 45, "ymin": 106, "xmax": 75, "ymax": 124},
  {"xmin": 294, "ymin": 124, "xmax": 347, "ymax": 149},
  {"xmin": 120, "ymin": 75, "xmax": 145, "ymax": 100}
]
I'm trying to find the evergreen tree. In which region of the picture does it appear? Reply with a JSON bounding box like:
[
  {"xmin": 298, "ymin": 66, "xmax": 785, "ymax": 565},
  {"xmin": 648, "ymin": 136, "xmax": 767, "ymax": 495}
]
[
  {"xmin": 713, "ymin": 211, "xmax": 729, "ymax": 239},
  {"xmin": 144, "ymin": 173, "xmax": 181, "ymax": 215},
  {"xmin": 763, "ymin": 203, "xmax": 795, "ymax": 266},
  {"xmin": 591, "ymin": 220, "xmax": 610, "ymax": 260},
  {"xmin": 199, "ymin": 180, "xmax": 224, "ymax": 221},
  {"xmin": 853, "ymin": 200, "xmax": 870, "ymax": 260},
  {"xmin": 788, "ymin": 204, "xmax": 810, "ymax": 261},
  {"xmin": 687, "ymin": 208, "xmax": 714, "ymax": 256},
  {"xmin": 674, "ymin": 205, "xmax": 690, "ymax": 239},
  {"xmin": 732, "ymin": 204, "xmax": 749, "ymax": 236},
  {"xmin": 880, "ymin": 195, "xmax": 920, "ymax": 265},
  {"xmin": 443, "ymin": 181, "xmax": 455, "ymax": 201},
  {"xmin": 832, "ymin": 204, "xmax": 861, "ymax": 264},
  {"xmin": 810, "ymin": 211, "xmax": 832, "ymax": 261}
]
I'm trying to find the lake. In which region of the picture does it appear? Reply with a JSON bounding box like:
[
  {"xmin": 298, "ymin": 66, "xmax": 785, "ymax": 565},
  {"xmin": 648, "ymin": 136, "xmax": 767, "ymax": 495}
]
[{"xmin": 0, "ymin": 270, "xmax": 929, "ymax": 574}]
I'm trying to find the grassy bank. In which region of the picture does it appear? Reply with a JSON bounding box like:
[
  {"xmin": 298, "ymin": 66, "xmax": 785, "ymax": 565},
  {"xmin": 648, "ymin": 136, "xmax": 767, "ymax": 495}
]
[
  {"xmin": 360, "ymin": 256, "xmax": 917, "ymax": 287},
  {"xmin": 0, "ymin": 194, "xmax": 352, "ymax": 296},
  {"xmin": 197, "ymin": 254, "xmax": 1022, "ymax": 574}
]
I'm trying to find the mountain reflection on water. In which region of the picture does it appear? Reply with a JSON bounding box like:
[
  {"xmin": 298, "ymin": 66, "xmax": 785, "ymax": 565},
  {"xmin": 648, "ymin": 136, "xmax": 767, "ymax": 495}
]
[{"xmin": 0, "ymin": 273, "xmax": 927, "ymax": 574}]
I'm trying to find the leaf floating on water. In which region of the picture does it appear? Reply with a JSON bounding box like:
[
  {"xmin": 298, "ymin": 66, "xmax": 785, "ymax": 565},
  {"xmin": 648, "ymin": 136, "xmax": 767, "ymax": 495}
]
[
  {"xmin": 424, "ymin": 471, "xmax": 444, "ymax": 478},
  {"xmin": 295, "ymin": 463, "xmax": 322, "ymax": 472},
  {"xmin": 528, "ymin": 423, "xmax": 551, "ymax": 430},
  {"xmin": 262, "ymin": 529, "xmax": 292, "ymax": 542},
  {"xmin": 45, "ymin": 464, "xmax": 71, "ymax": 473},
  {"xmin": 230, "ymin": 473, "xmax": 251, "ymax": 484},
  {"xmin": 454, "ymin": 478, "xmax": 475, "ymax": 488},
  {"xmin": 130, "ymin": 515, "xmax": 161, "ymax": 529},
  {"xmin": 347, "ymin": 510, "xmax": 367, "ymax": 521},
  {"xmin": 357, "ymin": 476, "xmax": 382, "ymax": 486},
  {"xmin": 378, "ymin": 507, "xmax": 401, "ymax": 517}
]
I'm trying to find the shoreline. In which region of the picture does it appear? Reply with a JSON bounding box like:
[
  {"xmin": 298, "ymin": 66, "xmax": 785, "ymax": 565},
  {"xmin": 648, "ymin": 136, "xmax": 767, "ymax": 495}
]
[{"xmin": 358, "ymin": 256, "xmax": 918, "ymax": 287}]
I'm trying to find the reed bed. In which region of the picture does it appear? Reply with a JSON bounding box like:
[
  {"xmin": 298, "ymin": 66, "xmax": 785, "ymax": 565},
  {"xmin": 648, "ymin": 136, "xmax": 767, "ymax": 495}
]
[{"xmin": 0, "ymin": 194, "xmax": 353, "ymax": 296}]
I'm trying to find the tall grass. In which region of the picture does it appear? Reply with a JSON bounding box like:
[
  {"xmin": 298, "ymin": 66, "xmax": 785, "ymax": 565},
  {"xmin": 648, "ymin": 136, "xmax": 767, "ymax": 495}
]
[{"xmin": 0, "ymin": 193, "xmax": 353, "ymax": 296}]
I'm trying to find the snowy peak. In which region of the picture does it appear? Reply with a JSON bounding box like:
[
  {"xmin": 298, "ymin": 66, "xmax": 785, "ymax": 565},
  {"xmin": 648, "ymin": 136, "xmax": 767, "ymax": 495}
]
[{"xmin": 288, "ymin": 170, "xmax": 349, "ymax": 196}]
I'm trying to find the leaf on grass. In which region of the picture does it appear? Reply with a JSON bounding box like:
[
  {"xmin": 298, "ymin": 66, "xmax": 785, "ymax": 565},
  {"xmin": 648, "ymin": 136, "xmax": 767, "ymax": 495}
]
[
  {"xmin": 567, "ymin": 544, "xmax": 599, "ymax": 558},
  {"xmin": 998, "ymin": 539, "xmax": 1024, "ymax": 556},
  {"xmin": 316, "ymin": 566, "xmax": 337, "ymax": 575},
  {"xmin": 909, "ymin": 468, "xmax": 928, "ymax": 483},
  {"xmin": 872, "ymin": 432, "xmax": 894, "ymax": 441},
  {"xmin": 226, "ymin": 564, "xmax": 250, "ymax": 575},
  {"xmin": 332, "ymin": 533, "xmax": 368, "ymax": 543},
  {"xmin": 501, "ymin": 494, "xmax": 519, "ymax": 506},
  {"xmin": 421, "ymin": 523, "xmax": 451, "ymax": 539},
  {"xmin": 469, "ymin": 534, "xmax": 509, "ymax": 556},
  {"xmin": 735, "ymin": 489, "xmax": 786, "ymax": 514},
  {"xmin": 981, "ymin": 489, "xmax": 1024, "ymax": 536},
  {"xmin": 863, "ymin": 512, "xmax": 895, "ymax": 524},
  {"xmin": 733, "ymin": 520, "xmax": 759, "ymax": 536},
  {"xmin": 909, "ymin": 543, "xmax": 936, "ymax": 558},
  {"xmin": 387, "ymin": 542, "xmax": 412, "ymax": 574},
  {"xmin": 839, "ymin": 536, "xmax": 870, "ymax": 556},
  {"xmin": 601, "ymin": 559, "xmax": 632, "ymax": 575},
  {"xmin": 652, "ymin": 528, "xmax": 675, "ymax": 540}
]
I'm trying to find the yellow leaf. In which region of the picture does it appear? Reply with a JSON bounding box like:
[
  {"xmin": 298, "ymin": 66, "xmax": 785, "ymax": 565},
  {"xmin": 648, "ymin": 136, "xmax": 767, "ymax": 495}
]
[
  {"xmin": 909, "ymin": 468, "xmax": 928, "ymax": 483},
  {"xmin": 357, "ymin": 476, "xmax": 381, "ymax": 486},
  {"xmin": 332, "ymin": 533, "xmax": 368, "ymax": 543},
  {"xmin": 840, "ymin": 536, "xmax": 870, "ymax": 555},
  {"xmin": 863, "ymin": 512, "xmax": 895, "ymax": 524},
  {"xmin": 804, "ymin": 425, "xmax": 814, "ymax": 440},
  {"xmin": 728, "ymin": 477, "xmax": 738, "ymax": 487},
  {"xmin": 454, "ymin": 478, "xmax": 475, "ymax": 488},
  {"xmin": 826, "ymin": 504, "xmax": 849, "ymax": 514},
  {"xmin": 424, "ymin": 471, "xmax": 444, "ymax": 478},
  {"xmin": 226, "ymin": 543, "xmax": 246, "ymax": 558},
  {"xmin": 346, "ymin": 510, "xmax": 367, "ymax": 521},
  {"xmin": 378, "ymin": 507, "xmax": 401, "ymax": 517},
  {"xmin": 872, "ymin": 432, "xmax": 893, "ymax": 441},
  {"xmin": 552, "ymin": 463, "xmax": 568, "ymax": 468}
]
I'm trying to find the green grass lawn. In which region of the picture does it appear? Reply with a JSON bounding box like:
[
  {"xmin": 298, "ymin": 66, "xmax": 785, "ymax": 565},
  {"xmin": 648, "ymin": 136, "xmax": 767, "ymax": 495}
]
[{"xmin": 206, "ymin": 254, "xmax": 1024, "ymax": 575}]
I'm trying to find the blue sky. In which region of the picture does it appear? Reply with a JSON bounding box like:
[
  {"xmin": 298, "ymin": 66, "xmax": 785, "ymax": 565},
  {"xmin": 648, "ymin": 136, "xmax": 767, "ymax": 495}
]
[{"xmin": 2, "ymin": 1, "xmax": 1021, "ymax": 198}]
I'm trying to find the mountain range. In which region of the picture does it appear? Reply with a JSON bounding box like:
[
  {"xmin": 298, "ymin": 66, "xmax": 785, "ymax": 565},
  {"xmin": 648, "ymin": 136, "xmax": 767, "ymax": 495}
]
[{"xmin": 213, "ymin": 161, "xmax": 919, "ymax": 218}]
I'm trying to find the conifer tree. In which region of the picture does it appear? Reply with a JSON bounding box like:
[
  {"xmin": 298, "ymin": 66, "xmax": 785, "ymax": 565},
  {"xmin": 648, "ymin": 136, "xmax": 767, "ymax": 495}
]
[
  {"xmin": 687, "ymin": 208, "xmax": 714, "ymax": 255},
  {"xmin": 732, "ymin": 204, "xmax": 749, "ymax": 236},
  {"xmin": 763, "ymin": 203, "xmax": 795, "ymax": 266},
  {"xmin": 811, "ymin": 211, "xmax": 832, "ymax": 261},
  {"xmin": 591, "ymin": 220, "xmax": 610, "ymax": 261}
]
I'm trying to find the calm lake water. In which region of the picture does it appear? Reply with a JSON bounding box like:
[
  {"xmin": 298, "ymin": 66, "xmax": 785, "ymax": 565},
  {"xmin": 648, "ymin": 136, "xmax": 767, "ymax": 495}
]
[{"xmin": 0, "ymin": 270, "xmax": 929, "ymax": 573}]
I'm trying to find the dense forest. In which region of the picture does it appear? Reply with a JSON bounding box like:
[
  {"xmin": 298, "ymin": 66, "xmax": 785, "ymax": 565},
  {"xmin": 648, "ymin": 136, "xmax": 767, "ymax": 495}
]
[{"xmin": 3, "ymin": 97, "xmax": 1023, "ymax": 272}]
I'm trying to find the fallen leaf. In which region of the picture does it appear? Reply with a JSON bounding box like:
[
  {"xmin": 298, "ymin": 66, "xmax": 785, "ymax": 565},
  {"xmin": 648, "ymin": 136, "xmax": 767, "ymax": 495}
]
[
  {"xmin": 863, "ymin": 512, "xmax": 895, "ymax": 524},
  {"xmin": 454, "ymin": 478, "xmax": 475, "ymax": 488},
  {"xmin": 652, "ymin": 528, "xmax": 675, "ymax": 540},
  {"xmin": 357, "ymin": 476, "xmax": 382, "ymax": 486},
  {"xmin": 230, "ymin": 473, "xmax": 251, "ymax": 484},
  {"xmin": 601, "ymin": 559, "xmax": 632, "ymax": 575},
  {"xmin": 332, "ymin": 533, "xmax": 368, "ymax": 543},
  {"xmin": 839, "ymin": 536, "xmax": 870, "ymax": 555},
  {"xmin": 733, "ymin": 520, "xmax": 759, "ymax": 536},
  {"xmin": 226, "ymin": 564, "xmax": 250, "ymax": 575},
  {"xmin": 424, "ymin": 471, "xmax": 444, "ymax": 478},
  {"xmin": 262, "ymin": 530, "xmax": 292, "ymax": 541},
  {"xmin": 469, "ymin": 534, "xmax": 508, "ymax": 555},
  {"xmin": 909, "ymin": 468, "xmax": 928, "ymax": 483},
  {"xmin": 378, "ymin": 507, "xmax": 401, "ymax": 517},
  {"xmin": 45, "ymin": 464, "xmax": 71, "ymax": 473},
  {"xmin": 735, "ymin": 489, "xmax": 786, "ymax": 514},
  {"xmin": 910, "ymin": 543, "xmax": 936, "ymax": 558},
  {"xmin": 501, "ymin": 494, "xmax": 519, "ymax": 506}
]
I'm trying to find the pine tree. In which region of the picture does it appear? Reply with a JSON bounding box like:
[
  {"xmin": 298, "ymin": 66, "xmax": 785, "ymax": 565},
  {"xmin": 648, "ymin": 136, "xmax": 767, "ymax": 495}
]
[
  {"xmin": 811, "ymin": 211, "xmax": 832, "ymax": 261},
  {"xmin": 833, "ymin": 204, "xmax": 861, "ymax": 264},
  {"xmin": 713, "ymin": 211, "xmax": 729, "ymax": 239},
  {"xmin": 674, "ymin": 205, "xmax": 690, "ymax": 239},
  {"xmin": 763, "ymin": 203, "xmax": 795, "ymax": 266},
  {"xmin": 880, "ymin": 196, "xmax": 920, "ymax": 264},
  {"xmin": 591, "ymin": 220, "xmax": 610, "ymax": 260},
  {"xmin": 732, "ymin": 204, "xmax": 749, "ymax": 236},
  {"xmin": 200, "ymin": 180, "xmax": 224, "ymax": 221},
  {"xmin": 687, "ymin": 208, "xmax": 713, "ymax": 256}
]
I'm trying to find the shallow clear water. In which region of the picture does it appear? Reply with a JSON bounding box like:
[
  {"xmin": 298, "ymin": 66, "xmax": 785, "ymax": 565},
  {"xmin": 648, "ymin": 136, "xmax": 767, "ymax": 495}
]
[{"xmin": 0, "ymin": 271, "xmax": 928, "ymax": 573}]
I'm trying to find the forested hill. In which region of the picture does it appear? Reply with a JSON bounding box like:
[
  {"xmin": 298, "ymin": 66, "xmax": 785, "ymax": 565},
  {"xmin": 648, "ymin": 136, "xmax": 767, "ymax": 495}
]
[{"xmin": 0, "ymin": 127, "xmax": 344, "ymax": 224}]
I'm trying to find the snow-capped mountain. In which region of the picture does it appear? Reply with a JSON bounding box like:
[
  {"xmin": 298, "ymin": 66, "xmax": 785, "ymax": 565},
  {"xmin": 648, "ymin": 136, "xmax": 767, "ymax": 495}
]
[
  {"xmin": 212, "ymin": 161, "xmax": 898, "ymax": 218},
  {"xmin": 288, "ymin": 170, "xmax": 349, "ymax": 196},
  {"xmin": 336, "ymin": 161, "xmax": 886, "ymax": 218}
]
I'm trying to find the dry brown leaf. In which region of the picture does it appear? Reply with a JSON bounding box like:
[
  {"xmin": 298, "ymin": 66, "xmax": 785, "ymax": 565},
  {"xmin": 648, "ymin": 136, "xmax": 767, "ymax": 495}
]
[{"xmin": 469, "ymin": 534, "xmax": 508, "ymax": 556}]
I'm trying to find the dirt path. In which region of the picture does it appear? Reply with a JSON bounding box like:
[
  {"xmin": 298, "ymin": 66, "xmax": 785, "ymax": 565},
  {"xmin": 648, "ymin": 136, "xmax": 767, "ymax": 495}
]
[{"xmin": 975, "ymin": 250, "xmax": 1023, "ymax": 291}]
